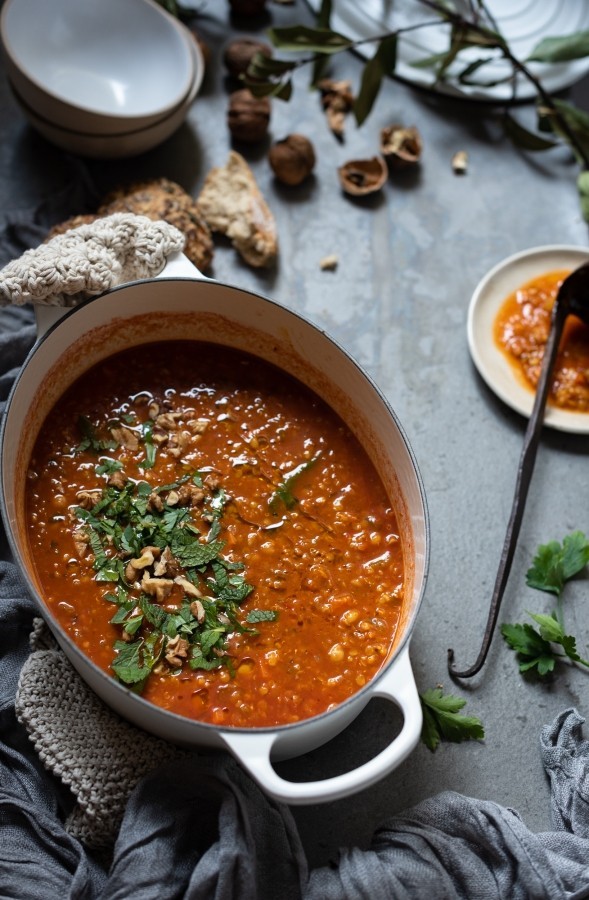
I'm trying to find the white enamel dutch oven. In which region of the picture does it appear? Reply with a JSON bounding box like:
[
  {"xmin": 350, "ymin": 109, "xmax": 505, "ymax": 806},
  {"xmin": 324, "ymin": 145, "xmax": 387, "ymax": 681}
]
[{"xmin": 0, "ymin": 253, "xmax": 429, "ymax": 804}]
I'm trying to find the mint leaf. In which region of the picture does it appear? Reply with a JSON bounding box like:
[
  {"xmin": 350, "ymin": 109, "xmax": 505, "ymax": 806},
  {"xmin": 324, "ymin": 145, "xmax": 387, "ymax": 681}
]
[
  {"xmin": 245, "ymin": 609, "xmax": 279, "ymax": 623},
  {"xmin": 111, "ymin": 640, "xmax": 152, "ymax": 685}
]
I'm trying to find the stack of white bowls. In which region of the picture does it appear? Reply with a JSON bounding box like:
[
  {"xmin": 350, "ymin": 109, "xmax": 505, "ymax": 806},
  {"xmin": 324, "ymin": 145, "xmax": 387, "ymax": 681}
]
[{"xmin": 0, "ymin": 0, "xmax": 204, "ymax": 158}]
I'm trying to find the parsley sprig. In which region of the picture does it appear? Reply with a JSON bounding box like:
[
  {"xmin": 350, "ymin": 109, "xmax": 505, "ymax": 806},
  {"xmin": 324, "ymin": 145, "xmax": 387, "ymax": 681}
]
[
  {"xmin": 501, "ymin": 532, "xmax": 589, "ymax": 677},
  {"xmin": 419, "ymin": 688, "xmax": 484, "ymax": 752}
]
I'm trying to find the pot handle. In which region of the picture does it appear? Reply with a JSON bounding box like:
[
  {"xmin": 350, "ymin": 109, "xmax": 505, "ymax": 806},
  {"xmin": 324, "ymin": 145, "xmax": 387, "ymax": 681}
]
[
  {"xmin": 34, "ymin": 251, "xmax": 205, "ymax": 338},
  {"xmin": 220, "ymin": 644, "xmax": 422, "ymax": 805},
  {"xmin": 153, "ymin": 250, "xmax": 207, "ymax": 280}
]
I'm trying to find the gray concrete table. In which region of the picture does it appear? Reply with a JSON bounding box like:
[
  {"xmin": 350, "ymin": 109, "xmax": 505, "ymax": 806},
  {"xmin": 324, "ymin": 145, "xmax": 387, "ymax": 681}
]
[{"xmin": 1, "ymin": 0, "xmax": 588, "ymax": 870}]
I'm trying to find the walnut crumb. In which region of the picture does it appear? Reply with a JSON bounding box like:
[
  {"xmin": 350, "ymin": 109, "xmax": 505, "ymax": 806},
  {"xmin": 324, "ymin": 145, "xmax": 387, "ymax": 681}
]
[{"xmin": 320, "ymin": 255, "xmax": 339, "ymax": 271}]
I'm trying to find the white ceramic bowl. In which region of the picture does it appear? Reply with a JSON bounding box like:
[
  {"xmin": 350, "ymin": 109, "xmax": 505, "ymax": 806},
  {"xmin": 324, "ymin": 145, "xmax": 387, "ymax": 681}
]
[
  {"xmin": 0, "ymin": 0, "xmax": 195, "ymax": 135},
  {"xmin": 9, "ymin": 38, "xmax": 203, "ymax": 159}
]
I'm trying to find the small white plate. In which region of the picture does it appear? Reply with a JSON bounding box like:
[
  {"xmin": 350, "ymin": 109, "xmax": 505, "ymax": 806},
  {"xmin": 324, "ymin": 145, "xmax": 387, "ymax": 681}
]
[
  {"xmin": 306, "ymin": 0, "xmax": 589, "ymax": 102},
  {"xmin": 467, "ymin": 245, "xmax": 589, "ymax": 433}
]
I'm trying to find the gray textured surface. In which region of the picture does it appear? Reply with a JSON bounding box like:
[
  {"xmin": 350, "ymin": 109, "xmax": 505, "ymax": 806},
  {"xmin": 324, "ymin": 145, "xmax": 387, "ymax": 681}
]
[{"xmin": 1, "ymin": 0, "xmax": 589, "ymax": 871}]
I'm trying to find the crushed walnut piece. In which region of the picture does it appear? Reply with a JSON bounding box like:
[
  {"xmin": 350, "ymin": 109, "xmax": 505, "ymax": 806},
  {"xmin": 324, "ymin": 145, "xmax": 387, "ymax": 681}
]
[
  {"xmin": 142, "ymin": 573, "xmax": 175, "ymax": 603},
  {"xmin": 452, "ymin": 150, "xmax": 468, "ymax": 174},
  {"xmin": 165, "ymin": 635, "xmax": 190, "ymax": 668},
  {"xmin": 318, "ymin": 79, "xmax": 354, "ymax": 139}
]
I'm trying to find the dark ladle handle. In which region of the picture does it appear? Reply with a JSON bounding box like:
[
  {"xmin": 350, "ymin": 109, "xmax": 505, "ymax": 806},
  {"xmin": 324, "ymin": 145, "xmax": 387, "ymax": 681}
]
[{"xmin": 447, "ymin": 296, "xmax": 569, "ymax": 679}]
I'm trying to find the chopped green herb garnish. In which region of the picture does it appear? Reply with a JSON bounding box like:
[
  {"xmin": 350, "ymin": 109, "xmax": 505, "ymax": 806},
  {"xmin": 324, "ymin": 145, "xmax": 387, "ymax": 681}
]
[
  {"xmin": 72, "ymin": 467, "xmax": 265, "ymax": 691},
  {"xmin": 245, "ymin": 609, "xmax": 279, "ymax": 623},
  {"xmin": 96, "ymin": 458, "xmax": 124, "ymax": 476},
  {"xmin": 138, "ymin": 420, "xmax": 157, "ymax": 470},
  {"xmin": 111, "ymin": 639, "xmax": 154, "ymax": 686},
  {"xmin": 76, "ymin": 416, "xmax": 117, "ymax": 453},
  {"xmin": 268, "ymin": 456, "xmax": 319, "ymax": 514}
]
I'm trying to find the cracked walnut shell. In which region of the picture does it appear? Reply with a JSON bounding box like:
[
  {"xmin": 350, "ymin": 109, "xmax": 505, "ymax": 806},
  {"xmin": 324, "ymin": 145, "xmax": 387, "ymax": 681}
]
[
  {"xmin": 381, "ymin": 124, "xmax": 423, "ymax": 168},
  {"xmin": 318, "ymin": 78, "xmax": 354, "ymax": 138},
  {"xmin": 338, "ymin": 156, "xmax": 387, "ymax": 196},
  {"xmin": 268, "ymin": 134, "xmax": 315, "ymax": 186}
]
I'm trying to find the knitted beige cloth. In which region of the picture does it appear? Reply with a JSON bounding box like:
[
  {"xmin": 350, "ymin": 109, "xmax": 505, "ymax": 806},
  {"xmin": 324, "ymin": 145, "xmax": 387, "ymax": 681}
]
[
  {"xmin": 0, "ymin": 212, "xmax": 185, "ymax": 307},
  {"xmin": 16, "ymin": 620, "xmax": 188, "ymax": 849}
]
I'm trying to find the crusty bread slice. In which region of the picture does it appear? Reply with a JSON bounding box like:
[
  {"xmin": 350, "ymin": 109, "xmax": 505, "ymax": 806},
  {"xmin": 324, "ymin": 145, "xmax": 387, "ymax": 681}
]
[{"xmin": 197, "ymin": 151, "xmax": 277, "ymax": 268}]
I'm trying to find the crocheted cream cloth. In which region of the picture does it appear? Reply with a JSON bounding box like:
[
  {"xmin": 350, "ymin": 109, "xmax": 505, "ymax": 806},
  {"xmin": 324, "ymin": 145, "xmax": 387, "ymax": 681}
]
[
  {"xmin": 0, "ymin": 212, "xmax": 185, "ymax": 307},
  {"xmin": 16, "ymin": 620, "xmax": 188, "ymax": 850}
]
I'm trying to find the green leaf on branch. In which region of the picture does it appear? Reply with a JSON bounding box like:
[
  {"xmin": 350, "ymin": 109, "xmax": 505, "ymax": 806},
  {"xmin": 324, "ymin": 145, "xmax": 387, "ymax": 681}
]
[
  {"xmin": 311, "ymin": 0, "xmax": 333, "ymax": 83},
  {"xmin": 245, "ymin": 78, "xmax": 293, "ymax": 101},
  {"xmin": 528, "ymin": 31, "xmax": 589, "ymax": 63},
  {"xmin": 419, "ymin": 688, "xmax": 484, "ymax": 752},
  {"xmin": 267, "ymin": 25, "xmax": 353, "ymax": 55},
  {"xmin": 503, "ymin": 113, "xmax": 558, "ymax": 152},
  {"xmin": 451, "ymin": 23, "xmax": 506, "ymax": 50},
  {"xmin": 456, "ymin": 56, "xmax": 503, "ymax": 87},
  {"xmin": 577, "ymin": 171, "xmax": 589, "ymax": 223},
  {"xmin": 354, "ymin": 35, "xmax": 397, "ymax": 125},
  {"xmin": 538, "ymin": 99, "xmax": 589, "ymax": 164},
  {"xmin": 244, "ymin": 53, "xmax": 296, "ymax": 100},
  {"xmin": 316, "ymin": 0, "xmax": 331, "ymax": 27},
  {"xmin": 247, "ymin": 54, "xmax": 298, "ymax": 78}
]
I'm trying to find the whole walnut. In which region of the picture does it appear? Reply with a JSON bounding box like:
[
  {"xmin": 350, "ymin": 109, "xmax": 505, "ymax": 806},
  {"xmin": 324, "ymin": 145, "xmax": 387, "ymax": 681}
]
[
  {"xmin": 268, "ymin": 134, "xmax": 316, "ymax": 186},
  {"xmin": 223, "ymin": 37, "xmax": 272, "ymax": 78},
  {"xmin": 227, "ymin": 89, "xmax": 271, "ymax": 143}
]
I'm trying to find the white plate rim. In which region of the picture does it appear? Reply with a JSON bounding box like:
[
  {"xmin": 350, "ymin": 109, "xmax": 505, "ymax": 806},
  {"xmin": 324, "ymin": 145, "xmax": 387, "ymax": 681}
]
[
  {"xmin": 304, "ymin": 0, "xmax": 589, "ymax": 102},
  {"xmin": 467, "ymin": 244, "xmax": 589, "ymax": 433}
]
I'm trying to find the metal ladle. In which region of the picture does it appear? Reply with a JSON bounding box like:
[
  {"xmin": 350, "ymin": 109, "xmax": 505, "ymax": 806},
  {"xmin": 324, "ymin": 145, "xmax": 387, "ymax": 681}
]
[{"xmin": 448, "ymin": 261, "xmax": 589, "ymax": 679}]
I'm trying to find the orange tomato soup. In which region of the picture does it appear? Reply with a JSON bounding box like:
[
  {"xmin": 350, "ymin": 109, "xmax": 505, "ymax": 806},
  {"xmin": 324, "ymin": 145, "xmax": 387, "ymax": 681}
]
[
  {"xmin": 494, "ymin": 269, "xmax": 589, "ymax": 411},
  {"xmin": 25, "ymin": 342, "xmax": 406, "ymax": 728}
]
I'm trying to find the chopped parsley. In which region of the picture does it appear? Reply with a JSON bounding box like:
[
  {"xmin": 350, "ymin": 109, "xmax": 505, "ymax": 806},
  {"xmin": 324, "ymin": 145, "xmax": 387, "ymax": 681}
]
[
  {"xmin": 138, "ymin": 420, "xmax": 157, "ymax": 470},
  {"xmin": 76, "ymin": 416, "xmax": 116, "ymax": 453}
]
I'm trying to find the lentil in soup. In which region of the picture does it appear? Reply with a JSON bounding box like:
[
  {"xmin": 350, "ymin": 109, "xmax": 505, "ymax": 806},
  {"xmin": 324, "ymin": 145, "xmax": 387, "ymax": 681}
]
[{"xmin": 26, "ymin": 342, "xmax": 406, "ymax": 728}]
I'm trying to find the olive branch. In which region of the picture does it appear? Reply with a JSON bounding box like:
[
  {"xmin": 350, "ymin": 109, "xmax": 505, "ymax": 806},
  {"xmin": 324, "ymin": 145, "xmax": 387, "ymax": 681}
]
[{"xmin": 237, "ymin": 0, "xmax": 589, "ymax": 220}]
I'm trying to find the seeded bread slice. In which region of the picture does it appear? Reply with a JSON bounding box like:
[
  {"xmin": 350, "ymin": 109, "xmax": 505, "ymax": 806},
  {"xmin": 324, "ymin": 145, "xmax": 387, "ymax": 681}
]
[{"xmin": 197, "ymin": 151, "xmax": 277, "ymax": 268}]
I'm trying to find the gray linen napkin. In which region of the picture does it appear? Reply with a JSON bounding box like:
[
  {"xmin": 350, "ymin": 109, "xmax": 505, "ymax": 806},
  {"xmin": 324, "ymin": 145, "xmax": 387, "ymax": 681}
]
[{"xmin": 2, "ymin": 196, "xmax": 589, "ymax": 899}]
